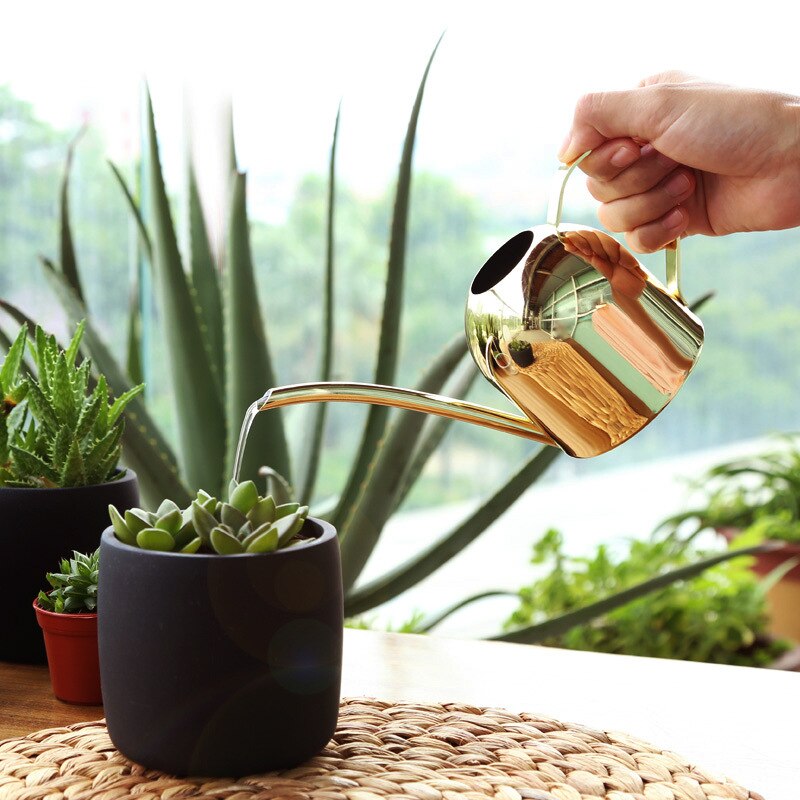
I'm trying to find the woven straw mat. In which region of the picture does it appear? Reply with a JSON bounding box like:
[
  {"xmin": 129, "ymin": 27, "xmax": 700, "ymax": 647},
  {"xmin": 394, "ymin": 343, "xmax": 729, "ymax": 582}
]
[{"xmin": 0, "ymin": 697, "xmax": 761, "ymax": 800}]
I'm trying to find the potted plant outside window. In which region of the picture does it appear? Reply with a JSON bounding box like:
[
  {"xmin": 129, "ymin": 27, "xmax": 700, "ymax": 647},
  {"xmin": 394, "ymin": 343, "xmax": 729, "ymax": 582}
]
[
  {"xmin": 1, "ymin": 322, "xmax": 142, "ymax": 663},
  {"xmin": 33, "ymin": 549, "xmax": 102, "ymax": 704},
  {"xmin": 661, "ymin": 435, "xmax": 800, "ymax": 642},
  {"xmin": 99, "ymin": 479, "xmax": 343, "ymax": 777}
]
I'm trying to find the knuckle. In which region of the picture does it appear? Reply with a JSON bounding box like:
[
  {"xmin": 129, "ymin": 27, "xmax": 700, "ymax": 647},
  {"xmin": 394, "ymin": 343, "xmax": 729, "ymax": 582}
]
[{"xmin": 596, "ymin": 205, "xmax": 625, "ymax": 233}]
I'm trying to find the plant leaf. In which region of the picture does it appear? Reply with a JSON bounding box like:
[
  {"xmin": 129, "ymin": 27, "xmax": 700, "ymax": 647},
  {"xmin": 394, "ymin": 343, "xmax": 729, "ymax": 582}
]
[
  {"xmin": 60, "ymin": 437, "xmax": 87, "ymax": 487},
  {"xmin": 126, "ymin": 283, "xmax": 144, "ymax": 387},
  {"xmin": 34, "ymin": 264, "xmax": 191, "ymax": 507},
  {"xmin": 143, "ymin": 85, "xmax": 226, "ymax": 495},
  {"xmin": 210, "ymin": 526, "xmax": 244, "ymax": 555},
  {"xmin": 0, "ymin": 326, "xmax": 28, "ymax": 392},
  {"xmin": 107, "ymin": 160, "xmax": 153, "ymax": 262},
  {"xmin": 344, "ymin": 444, "xmax": 560, "ymax": 614},
  {"xmin": 188, "ymin": 159, "xmax": 225, "ymax": 390},
  {"xmin": 59, "ymin": 128, "xmax": 86, "ymax": 303},
  {"xmin": 136, "ymin": 527, "xmax": 176, "ymax": 551},
  {"xmin": 338, "ymin": 334, "xmax": 469, "ymax": 590},
  {"xmin": 224, "ymin": 169, "xmax": 290, "ymax": 485},
  {"xmin": 333, "ymin": 36, "xmax": 443, "ymax": 534},
  {"xmin": 297, "ymin": 104, "xmax": 340, "ymax": 504},
  {"xmin": 491, "ymin": 543, "xmax": 777, "ymax": 644},
  {"xmin": 414, "ymin": 590, "xmax": 519, "ymax": 633}
]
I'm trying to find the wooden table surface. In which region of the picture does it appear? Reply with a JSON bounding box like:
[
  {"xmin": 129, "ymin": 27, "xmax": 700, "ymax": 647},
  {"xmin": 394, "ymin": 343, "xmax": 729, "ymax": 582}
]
[{"xmin": 2, "ymin": 629, "xmax": 798, "ymax": 799}]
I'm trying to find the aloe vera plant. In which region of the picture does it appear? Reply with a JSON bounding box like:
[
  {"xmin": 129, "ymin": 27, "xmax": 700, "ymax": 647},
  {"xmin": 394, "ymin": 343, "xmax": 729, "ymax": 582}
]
[
  {"xmin": 8, "ymin": 38, "xmax": 703, "ymax": 634},
  {"xmin": 109, "ymin": 480, "xmax": 309, "ymax": 555}
]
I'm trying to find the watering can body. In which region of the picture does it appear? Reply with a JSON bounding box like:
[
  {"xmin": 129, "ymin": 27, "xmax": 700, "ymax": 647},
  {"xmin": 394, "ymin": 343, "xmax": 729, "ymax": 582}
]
[{"xmin": 466, "ymin": 223, "xmax": 704, "ymax": 457}]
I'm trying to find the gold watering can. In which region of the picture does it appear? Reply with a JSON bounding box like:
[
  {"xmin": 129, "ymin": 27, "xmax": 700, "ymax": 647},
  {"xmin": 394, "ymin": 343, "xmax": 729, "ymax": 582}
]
[{"xmin": 256, "ymin": 153, "xmax": 704, "ymax": 459}]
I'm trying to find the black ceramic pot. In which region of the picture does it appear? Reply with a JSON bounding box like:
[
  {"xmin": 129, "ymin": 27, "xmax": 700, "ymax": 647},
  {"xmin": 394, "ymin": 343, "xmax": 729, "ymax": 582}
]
[
  {"xmin": 98, "ymin": 517, "xmax": 343, "ymax": 777},
  {"xmin": 1, "ymin": 469, "xmax": 139, "ymax": 664}
]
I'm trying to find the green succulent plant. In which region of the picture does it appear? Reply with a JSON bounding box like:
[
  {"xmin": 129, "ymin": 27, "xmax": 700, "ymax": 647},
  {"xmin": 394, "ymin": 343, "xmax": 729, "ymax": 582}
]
[
  {"xmin": 0, "ymin": 321, "xmax": 143, "ymax": 488},
  {"xmin": 37, "ymin": 549, "xmax": 100, "ymax": 614},
  {"xmin": 109, "ymin": 480, "xmax": 309, "ymax": 555}
]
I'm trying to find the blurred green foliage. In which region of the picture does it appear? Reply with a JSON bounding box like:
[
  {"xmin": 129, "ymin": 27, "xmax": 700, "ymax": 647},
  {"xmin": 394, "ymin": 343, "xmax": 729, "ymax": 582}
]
[{"xmin": 504, "ymin": 528, "xmax": 789, "ymax": 667}]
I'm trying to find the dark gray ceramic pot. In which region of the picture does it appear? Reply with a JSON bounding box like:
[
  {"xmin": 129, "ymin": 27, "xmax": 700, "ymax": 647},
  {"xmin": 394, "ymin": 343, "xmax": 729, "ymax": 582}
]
[
  {"xmin": 1, "ymin": 468, "xmax": 139, "ymax": 663},
  {"xmin": 98, "ymin": 517, "xmax": 343, "ymax": 777}
]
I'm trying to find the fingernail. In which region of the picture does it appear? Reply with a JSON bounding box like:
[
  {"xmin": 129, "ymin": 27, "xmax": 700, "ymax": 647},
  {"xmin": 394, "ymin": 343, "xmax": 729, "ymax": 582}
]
[
  {"xmin": 558, "ymin": 133, "xmax": 572, "ymax": 162},
  {"xmin": 610, "ymin": 146, "xmax": 638, "ymax": 168},
  {"xmin": 665, "ymin": 172, "xmax": 691, "ymax": 198},
  {"xmin": 663, "ymin": 207, "xmax": 686, "ymax": 232}
]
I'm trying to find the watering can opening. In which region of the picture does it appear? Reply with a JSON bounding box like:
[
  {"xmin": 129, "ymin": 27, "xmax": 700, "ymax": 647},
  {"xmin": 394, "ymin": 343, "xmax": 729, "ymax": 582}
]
[{"xmin": 471, "ymin": 230, "xmax": 534, "ymax": 295}]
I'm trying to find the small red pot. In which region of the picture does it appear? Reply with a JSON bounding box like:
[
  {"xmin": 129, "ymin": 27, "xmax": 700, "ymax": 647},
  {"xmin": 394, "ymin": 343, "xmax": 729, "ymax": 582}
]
[{"xmin": 33, "ymin": 599, "xmax": 102, "ymax": 705}]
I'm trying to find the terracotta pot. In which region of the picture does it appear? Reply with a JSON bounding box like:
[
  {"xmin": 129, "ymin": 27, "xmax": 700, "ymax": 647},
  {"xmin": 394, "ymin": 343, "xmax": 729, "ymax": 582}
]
[
  {"xmin": 718, "ymin": 527, "xmax": 800, "ymax": 643},
  {"xmin": 98, "ymin": 517, "xmax": 343, "ymax": 776},
  {"xmin": 2, "ymin": 469, "xmax": 139, "ymax": 663},
  {"xmin": 717, "ymin": 527, "xmax": 800, "ymax": 581},
  {"xmin": 33, "ymin": 600, "xmax": 101, "ymax": 705}
]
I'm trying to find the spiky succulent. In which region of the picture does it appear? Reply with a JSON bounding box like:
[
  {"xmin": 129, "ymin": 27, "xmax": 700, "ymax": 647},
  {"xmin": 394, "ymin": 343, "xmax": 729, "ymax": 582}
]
[
  {"xmin": 109, "ymin": 480, "xmax": 310, "ymax": 555},
  {"xmin": 0, "ymin": 322, "xmax": 144, "ymax": 488},
  {"xmin": 37, "ymin": 549, "xmax": 100, "ymax": 614}
]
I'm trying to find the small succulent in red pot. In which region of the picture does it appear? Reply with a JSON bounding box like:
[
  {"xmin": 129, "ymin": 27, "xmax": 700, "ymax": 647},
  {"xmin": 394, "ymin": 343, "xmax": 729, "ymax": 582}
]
[{"xmin": 33, "ymin": 549, "xmax": 101, "ymax": 705}]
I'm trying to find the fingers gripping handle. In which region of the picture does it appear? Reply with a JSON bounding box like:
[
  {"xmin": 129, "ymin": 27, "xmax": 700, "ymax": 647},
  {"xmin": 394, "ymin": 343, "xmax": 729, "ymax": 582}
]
[{"xmin": 548, "ymin": 149, "xmax": 684, "ymax": 300}]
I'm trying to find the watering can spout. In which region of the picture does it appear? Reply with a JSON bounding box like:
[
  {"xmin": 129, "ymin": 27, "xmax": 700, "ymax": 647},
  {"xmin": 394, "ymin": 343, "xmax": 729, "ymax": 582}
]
[{"xmin": 258, "ymin": 382, "xmax": 557, "ymax": 447}]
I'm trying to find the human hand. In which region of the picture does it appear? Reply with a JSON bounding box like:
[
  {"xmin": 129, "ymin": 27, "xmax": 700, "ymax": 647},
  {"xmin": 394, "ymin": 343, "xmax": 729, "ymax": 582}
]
[{"xmin": 558, "ymin": 72, "xmax": 800, "ymax": 252}]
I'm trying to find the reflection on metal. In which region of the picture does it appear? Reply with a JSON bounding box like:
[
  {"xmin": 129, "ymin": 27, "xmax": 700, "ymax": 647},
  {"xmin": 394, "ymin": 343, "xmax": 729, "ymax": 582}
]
[
  {"xmin": 258, "ymin": 382, "xmax": 556, "ymax": 447},
  {"xmin": 466, "ymin": 224, "xmax": 704, "ymax": 457}
]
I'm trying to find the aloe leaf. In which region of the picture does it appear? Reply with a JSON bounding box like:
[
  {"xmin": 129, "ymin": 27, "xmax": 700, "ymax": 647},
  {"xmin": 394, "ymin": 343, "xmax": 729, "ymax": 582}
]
[
  {"xmin": 333, "ymin": 37, "xmax": 443, "ymax": 534},
  {"xmin": 690, "ymin": 290, "xmax": 715, "ymax": 314},
  {"xmin": 126, "ymin": 282, "xmax": 144, "ymax": 386},
  {"xmin": 143, "ymin": 85, "xmax": 226, "ymax": 494},
  {"xmin": 107, "ymin": 160, "xmax": 153, "ymax": 263},
  {"xmin": 392, "ymin": 352, "xmax": 479, "ymax": 512},
  {"xmin": 188, "ymin": 159, "xmax": 224, "ymax": 389},
  {"xmin": 491, "ymin": 543, "xmax": 776, "ymax": 645},
  {"xmin": 297, "ymin": 104, "xmax": 340, "ymax": 504},
  {"xmin": 414, "ymin": 590, "xmax": 519, "ymax": 633},
  {"xmin": 338, "ymin": 334, "xmax": 469, "ymax": 589},
  {"xmin": 225, "ymin": 170, "xmax": 290, "ymax": 485},
  {"xmin": 34, "ymin": 265, "xmax": 191, "ymax": 507},
  {"xmin": 59, "ymin": 128, "xmax": 86, "ymax": 303},
  {"xmin": 259, "ymin": 466, "xmax": 294, "ymax": 505},
  {"xmin": 344, "ymin": 444, "xmax": 560, "ymax": 615},
  {"xmin": 0, "ymin": 326, "xmax": 28, "ymax": 391},
  {"xmin": 0, "ymin": 326, "xmax": 13, "ymax": 358},
  {"xmin": 107, "ymin": 383, "xmax": 145, "ymax": 426}
]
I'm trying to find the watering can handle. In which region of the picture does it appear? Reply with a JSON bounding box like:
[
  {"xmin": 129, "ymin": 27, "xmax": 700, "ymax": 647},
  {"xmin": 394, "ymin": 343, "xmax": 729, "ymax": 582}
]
[{"xmin": 547, "ymin": 150, "xmax": 685, "ymax": 302}]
